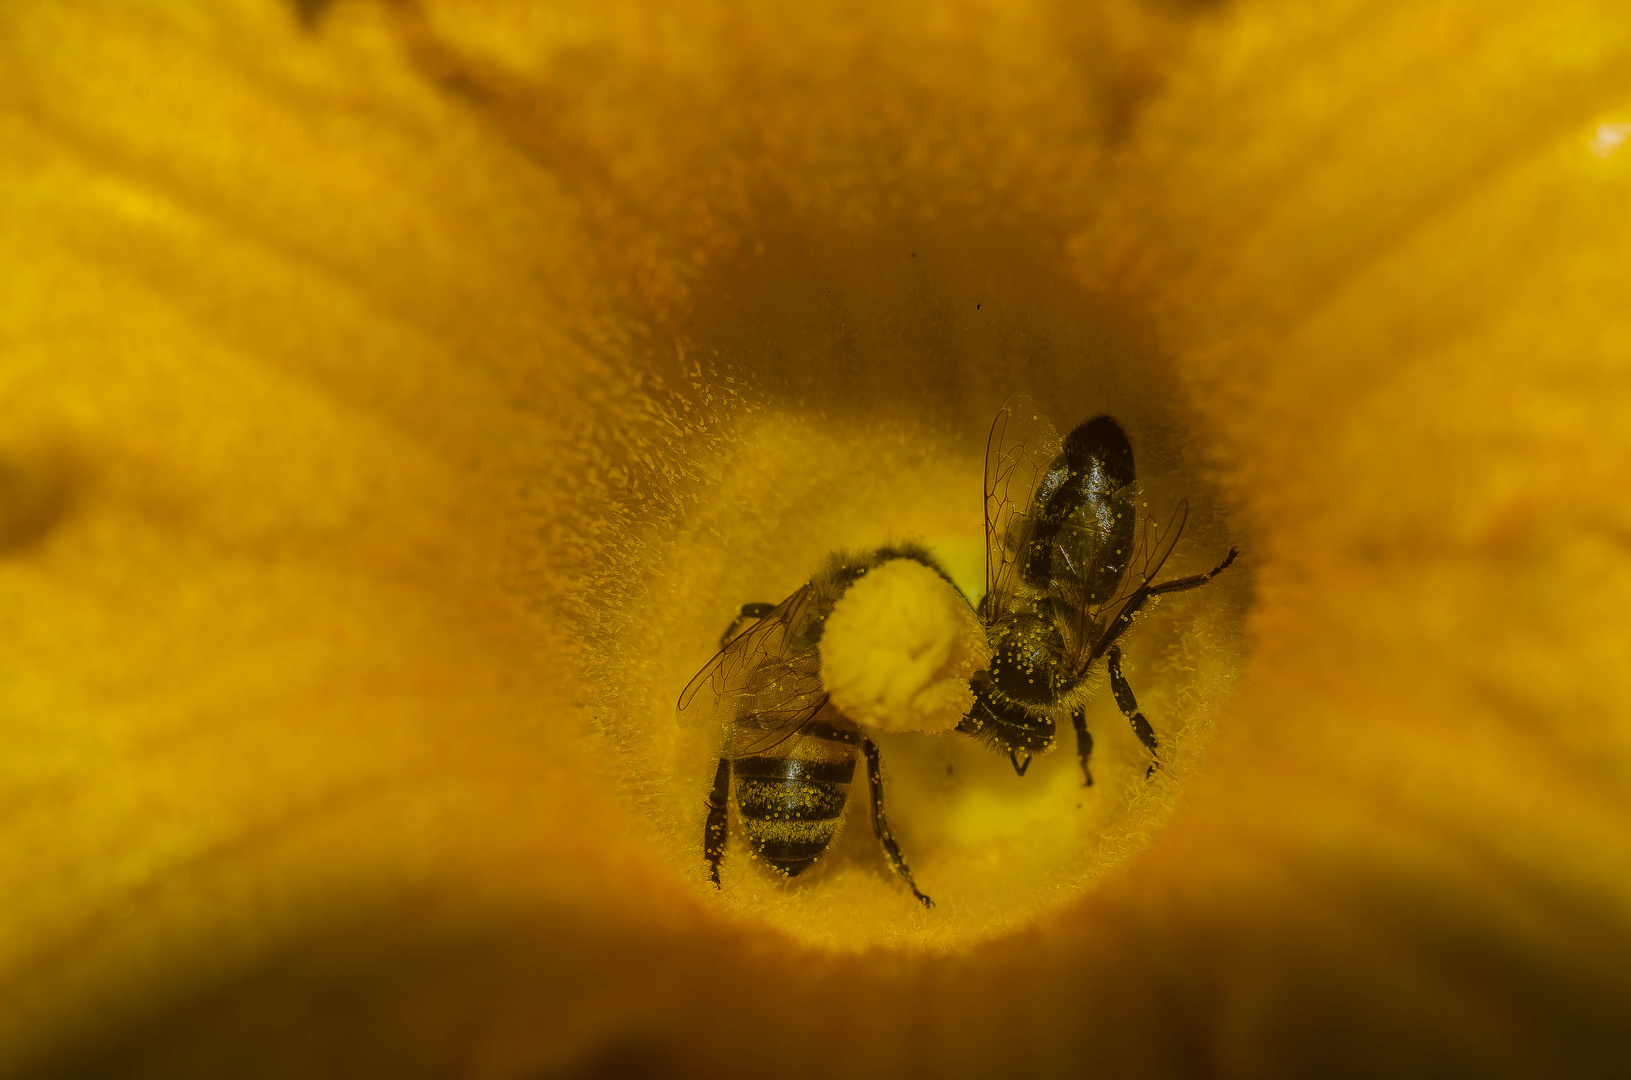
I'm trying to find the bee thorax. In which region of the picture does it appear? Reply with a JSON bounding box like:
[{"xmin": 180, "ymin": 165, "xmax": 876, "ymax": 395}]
[{"xmin": 987, "ymin": 612, "xmax": 1064, "ymax": 705}]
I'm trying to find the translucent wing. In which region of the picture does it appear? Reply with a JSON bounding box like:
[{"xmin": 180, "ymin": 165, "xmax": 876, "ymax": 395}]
[
  {"xmin": 1119, "ymin": 499, "xmax": 1190, "ymax": 608},
  {"xmin": 1069, "ymin": 499, "xmax": 1189, "ymax": 670},
  {"xmin": 675, "ymin": 583, "xmax": 830, "ymax": 756},
  {"xmin": 981, "ymin": 393, "xmax": 1062, "ymax": 622}
]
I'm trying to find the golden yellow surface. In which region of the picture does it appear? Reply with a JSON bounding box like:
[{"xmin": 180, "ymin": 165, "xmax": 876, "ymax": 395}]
[
  {"xmin": 819, "ymin": 556, "xmax": 985, "ymax": 735},
  {"xmin": 2, "ymin": 0, "xmax": 1630, "ymax": 1075}
]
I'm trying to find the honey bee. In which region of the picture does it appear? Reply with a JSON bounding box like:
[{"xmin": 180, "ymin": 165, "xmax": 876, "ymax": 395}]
[
  {"xmin": 677, "ymin": 545, "xmax": 950, "ymax": 908},
  {"xmin": 957, "ymin": 395, "xmax": 1238, "ymax": 783}
]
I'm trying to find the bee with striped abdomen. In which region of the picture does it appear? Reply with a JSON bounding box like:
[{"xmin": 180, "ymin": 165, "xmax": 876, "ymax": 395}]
[
  {"xmin": 678, "ymin": 545, "xmax": 951, "ymax": 908},
  {"xmin": 958, "ymin": 395, "xmax": 1238, "ymax": 783}
]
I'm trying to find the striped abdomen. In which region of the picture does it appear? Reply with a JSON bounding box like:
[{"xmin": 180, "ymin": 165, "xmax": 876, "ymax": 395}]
[{"xmin": 732, "ymin": 755, "xmax": 856, "ymax": 877}]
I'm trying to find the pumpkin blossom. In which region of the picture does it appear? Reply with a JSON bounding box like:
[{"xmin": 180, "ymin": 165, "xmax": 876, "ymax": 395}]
[{"xmin": 2, "ymin": 0, "xmax": 1631, "ymax": 1075}]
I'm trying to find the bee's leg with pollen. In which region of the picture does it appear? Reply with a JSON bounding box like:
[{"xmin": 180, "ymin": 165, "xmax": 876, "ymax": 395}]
[
  {"xmin": 1070, "ymin": 708, "xmax": 1094, "ymax": 787},
  {"xmin": 720, "ymin": 602, "xmax": 777, "ymax": 647},
  {"xmin": 1106, "ymin": 647, "xmax": 1160, "ymax": 778},
  {"xmin": 704, "ymin": 756, "xmax": 731, "ymax": 887},
  {"xmin": 1089, "ymin": 547, "xmax": 1239, "ymax": 665},
  {"xmin": 859, "ymin": 736, "xmax": 933, "ymax": 909}
]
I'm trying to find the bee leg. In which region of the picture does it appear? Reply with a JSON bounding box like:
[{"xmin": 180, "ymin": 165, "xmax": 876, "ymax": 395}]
[
  {"xmin": 1008, "ymin": 750, "xmax": 1032, "ymax": 777},
  {"xmin": 1070, "ymin": 708, "xmax": 1094, "ymax": 787},
  {"xmin": 1146, "ymin": 546, "xmax": 1239, "ymax": 599},
  {"xmin": 720, "ymin": 602, "xmax": 777, "ymax": 648},
  {"xmin": 1089, "ymin": 547, "xmax": 1239, "ymax": 664},
  {"xmin": 859, "ymin": 736, "xmax": 933, "ymax": 909},
  {"xmin": 704, "ymin": 757, "xmax": 731, "ymax": 887},
  {"xmin": 1107, "ymin": 646, "xmax": 1160, "ymax": 778}
]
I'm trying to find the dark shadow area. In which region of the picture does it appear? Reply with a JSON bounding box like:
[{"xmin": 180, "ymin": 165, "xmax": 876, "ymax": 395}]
[
  {"xmin": 19, "ymin": 903, "xmax": 703, "ymax": 1080},
  {"xmin": 19, "ymin": 860, "xmax": 1631, "ymax": 1079},
  {"xmin": 0, "ymin": 446, "xmax": 79, "ymax": 556},
  {"xmin": 674, "ymin": 210, "xmax": 1197, "ymax": 467},
  {"xmin": 286, "ymin": 0, "xmax": 339, "ymax": 32}
]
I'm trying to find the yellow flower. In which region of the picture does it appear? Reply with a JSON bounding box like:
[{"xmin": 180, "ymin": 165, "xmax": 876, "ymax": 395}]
[{"xmin": 3, "ymin": 0, "xmax": 1630, "ymax": 1075}]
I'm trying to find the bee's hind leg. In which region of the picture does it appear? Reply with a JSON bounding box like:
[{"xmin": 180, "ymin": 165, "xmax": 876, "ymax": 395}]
[
  {"xmin": 859, "ymin": 736, "xmax": 933, "ymax": 908},
  {"xmin": 1106, "ymin": 647, "xmax": 1160, "ymax": 779},
  {"xmin": 704, "ymin": 757, "xmax": 730, "ymax": 887},
  {"xmin": 721, "ymin": 602, "xmax": 776, "ymax": 647},
  {"xmin": 1147, "ymin": 547, "xmax": 1239, "ymax": 599},
  {"xmin": 1089, "ymin": 547, "xmax": 1238, "ymax": 665},
  {"xmin": 1070, "ymin": 708, "xmax": 1094, "ymax": 787}
]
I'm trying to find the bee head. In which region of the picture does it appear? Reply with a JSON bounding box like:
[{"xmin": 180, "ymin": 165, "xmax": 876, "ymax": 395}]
[{"xmin": 957, "ymin": 672, "xmax": 1056, "ymax": 755}]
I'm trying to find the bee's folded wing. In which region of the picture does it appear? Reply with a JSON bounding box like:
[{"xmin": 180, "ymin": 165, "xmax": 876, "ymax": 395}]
[
  {"xmin": 982, "ymin": 392, "xmax": 1062, "ymax": 620},
  {"xmin": 675, "ymin": 584, "xmax": 822, "ymax": 733}
]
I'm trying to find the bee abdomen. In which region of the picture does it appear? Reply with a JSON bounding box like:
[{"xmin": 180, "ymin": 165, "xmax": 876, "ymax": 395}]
[
  {"xmin": 732, "ymin": 757, "xmax": 855, "ymax": 878},
  {"xmin": 960, "ymin": 676, "xmax": 1058, "ymax": 755}
]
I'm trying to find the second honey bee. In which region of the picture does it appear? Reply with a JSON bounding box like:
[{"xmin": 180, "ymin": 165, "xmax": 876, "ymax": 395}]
[
  {"xmin": 678, "ymin": 545, "xmax": 954, "ymax": 908},
  {"xmin": 957, "ymin": 395, "xmax": 1238, "ymax": 783}
]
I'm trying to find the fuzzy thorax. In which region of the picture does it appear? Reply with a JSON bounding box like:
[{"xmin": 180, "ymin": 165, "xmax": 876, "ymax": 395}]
[{"xmin": 818, "ymin": 558, "xmax": 989, "ymax": 734}]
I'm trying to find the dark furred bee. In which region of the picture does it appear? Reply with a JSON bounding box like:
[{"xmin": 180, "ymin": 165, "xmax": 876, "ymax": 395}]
[
  {"xmin": 677, "ymin": 544, "xmax": 952, "ymax": 908},
  {"xmin": 957, "ymin": 395, "xmax": 1238, "ymax": 784}
]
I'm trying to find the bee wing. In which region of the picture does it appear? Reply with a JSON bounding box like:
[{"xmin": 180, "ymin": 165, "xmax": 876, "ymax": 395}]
[
  {"xmin": 982, "ymin": 393, "xmax": 1062, "ymax": 620},
  {"xmin": 675, "ymin": 584, "xmax": 830, "ymax": 753},
  {"xmin": 1121, "ymin": 498, "xmax": 1189, "ymax": 606},
  {"xmin": 728, "ymin": 688, "xmax": 833, "ymax": 758},
  {"xmin": 1067, "ymin": 499, "xmax": 1189, "ymax": 669}
]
